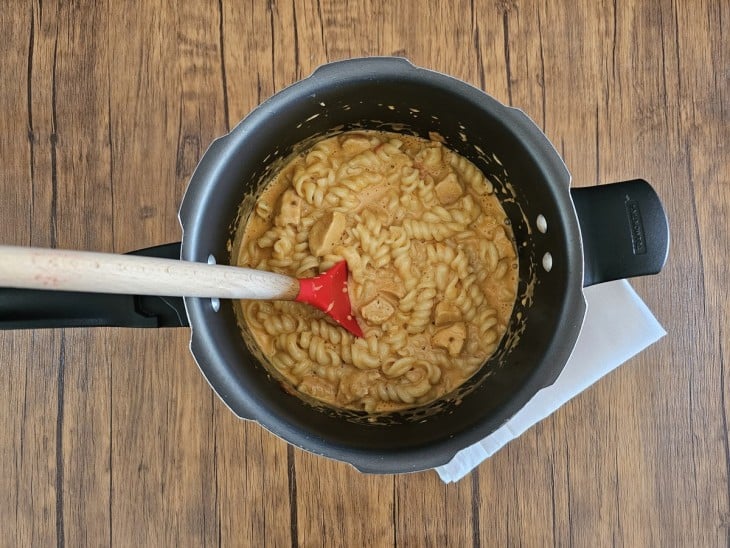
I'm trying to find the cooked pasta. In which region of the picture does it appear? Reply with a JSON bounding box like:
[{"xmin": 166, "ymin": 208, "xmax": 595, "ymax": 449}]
[{"xmin": 233, "ymin": 131, "xmax": 518, "ymax": 413}]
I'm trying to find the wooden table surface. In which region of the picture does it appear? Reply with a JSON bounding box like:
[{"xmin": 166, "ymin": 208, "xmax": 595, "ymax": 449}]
[{"xmin": 1, "ymin": 1, "xmax": 727, "ymax": 545}]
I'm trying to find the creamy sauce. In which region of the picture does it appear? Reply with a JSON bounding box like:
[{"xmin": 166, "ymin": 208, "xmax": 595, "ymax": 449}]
[{"xmin": 233, "ymin": 131, "xmax": 518, "ymax": 413}]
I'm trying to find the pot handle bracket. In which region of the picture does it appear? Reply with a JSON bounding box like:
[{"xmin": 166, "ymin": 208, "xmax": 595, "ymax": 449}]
[
  {"xmin": 570, "ymin": 179, "xmax": 669, "ymax": 287},
  {"xmin": 0, "ymin": 243, "xmax": 189, "ymax": 329}
]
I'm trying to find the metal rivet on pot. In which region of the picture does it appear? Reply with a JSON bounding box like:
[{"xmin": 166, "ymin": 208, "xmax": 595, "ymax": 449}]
[
  {"xmin": 208, "ymin": 254, "xmax": 221, "ymax": 312},
  {"xmin": 536, "ymin": 214, "xmax": 548, "ymax": 233},
  {"xmin": 542, "ymin": 252, "xmax": 553, "ymax": 272}
]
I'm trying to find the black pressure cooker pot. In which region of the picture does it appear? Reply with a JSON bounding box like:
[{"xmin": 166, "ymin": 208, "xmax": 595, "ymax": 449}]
[{"xmin": 0, "ymin": 58, "xmax": 669, "ymax": 473}]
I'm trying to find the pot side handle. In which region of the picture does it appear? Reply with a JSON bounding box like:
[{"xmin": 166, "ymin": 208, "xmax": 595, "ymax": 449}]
[
  {"xmin": 0, "ymin": 243, "xmax": 189, "ymax": 329},
  {"xmin": 570, "ymin": 179, "xmax": 669, "ymax": 287}
]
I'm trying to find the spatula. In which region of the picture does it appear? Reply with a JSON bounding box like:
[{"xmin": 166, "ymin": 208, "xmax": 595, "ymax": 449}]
[{"xmin": 0, "ymin": 245, "xmax": 363, "ymax": 337}]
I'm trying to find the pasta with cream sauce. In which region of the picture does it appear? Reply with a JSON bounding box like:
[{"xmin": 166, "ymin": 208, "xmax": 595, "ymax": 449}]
[{"xmin": 233, "ymin": 131, "xmax": 518, "ymax": 413}]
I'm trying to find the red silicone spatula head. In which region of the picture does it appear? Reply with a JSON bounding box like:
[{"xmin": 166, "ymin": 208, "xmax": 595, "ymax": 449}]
[{"xmin": 294, "ymin": 261, "xmax": 363, "ymax": 337}]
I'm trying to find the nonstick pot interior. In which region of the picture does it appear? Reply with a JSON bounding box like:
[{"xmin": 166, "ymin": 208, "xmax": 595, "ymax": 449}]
[{"xmin": 179, "ymin": 58, "xmax": 586, "ymax": 472}]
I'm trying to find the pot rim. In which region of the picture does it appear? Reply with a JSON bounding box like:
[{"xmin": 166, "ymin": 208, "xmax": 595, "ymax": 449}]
[{"xmin": 178, "ymin": 57, "xmax": 587, "ymax": 473}]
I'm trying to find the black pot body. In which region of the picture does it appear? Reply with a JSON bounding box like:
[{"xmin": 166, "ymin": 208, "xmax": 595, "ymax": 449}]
[{"xmin": 179, "ymin": 57, "xmax": 587, "ymax": 473}]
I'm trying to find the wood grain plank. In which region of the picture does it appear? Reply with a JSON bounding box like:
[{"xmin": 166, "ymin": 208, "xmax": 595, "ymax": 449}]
[
  {"xmin": 221, "ymin": 0, "xmax": 297, "ymax": 124},
  {"xmin": 394, "ymin": 471, "xmax": 475, "ymax": 546},
  {"xmin": 0, "ymin": 332, "xmax": 62, "ymax": 547},
  {"xmin": 673, "ymin": 0, "xmax": 730, "ymax": 545},
  {"xmin": 0, "ymin": 3, "xmax": 62, "ymax": 546},
  {"xmin": 293, "ymin": 454, "xmax": 394, "ymax": 547},
  {"xmin": 25, "ymin": 0, "xmax": 58, "ymax": 250},
  {"xmin": 107, "ymin": 330, "xmax": 217, "ymax": 546},
  {"xmin": 48, "ymin": 4, "xmax": 117, "ymax": 543},
  {"xmin": 213, "ymin": 408, "xmax": 292, "ymax": 547},
  {"xmin": 105, "ymin": 1, "xmax": 183, "ymax": 253},
  {"xmin": 103, "ymin": 1, "xmax": 224, "ymax": 545},
  {"xmin": 59, "ymin": 331, "xmax": 112, "ymax": 547}
]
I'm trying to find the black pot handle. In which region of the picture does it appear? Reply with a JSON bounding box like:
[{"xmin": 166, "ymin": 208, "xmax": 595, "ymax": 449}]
[
  {"xmin": 0, "ymin": 243, "xmax": 189, "ymax": 329},
  {"xmin": 570, "ymin": 179, "xmax": 669, "ymax": 287}
]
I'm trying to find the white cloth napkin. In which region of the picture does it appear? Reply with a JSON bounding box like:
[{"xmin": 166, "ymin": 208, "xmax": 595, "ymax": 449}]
[{"xmin": 435, "ymin": 279, "xmax": 666, "ymax": 483}]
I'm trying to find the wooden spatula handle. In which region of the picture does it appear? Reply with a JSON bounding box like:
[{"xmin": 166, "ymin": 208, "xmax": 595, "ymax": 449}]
[{"xmin": 0, "ymin": 245, "xmax": 300, "ymax": 300}]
